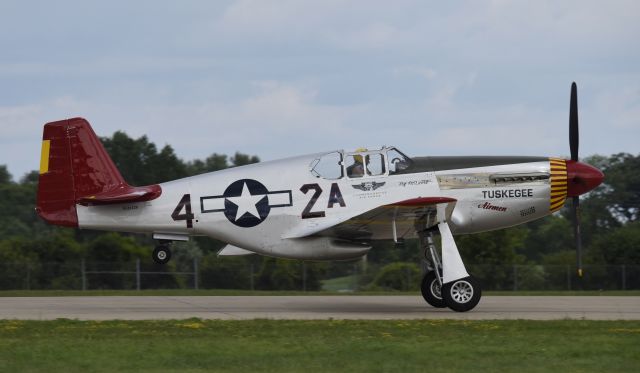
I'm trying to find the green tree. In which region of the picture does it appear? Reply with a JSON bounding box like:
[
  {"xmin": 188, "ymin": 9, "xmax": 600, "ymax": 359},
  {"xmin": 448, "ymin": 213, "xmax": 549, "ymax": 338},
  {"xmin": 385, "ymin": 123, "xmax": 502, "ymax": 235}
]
[
  {"xmin": 101, "ymin": 132, "xmax": 187, "ymax": 185},
  {"xmin": 255, "ymin": 258, "xmax": 325, "ymax": 291},
  {"xmin": 0, "ymin": 237, "xmax": 38, "ymax": 289},
  {"xmin": 458, "ymin": 226, "xmax": 528, "ymax": 265},
  {"xmin": 587, "ymin": 222, "xmax": 640, "ymax": 289},
  {"xmin": 365, "ymin": 240, "xmax": 421, "ymax": 265},
  {"xmin": 186, "ymin": 153, "xmax": 229, "ymax": 175},
  {"xmin": 521, "ymin": 215, "xmax": 573, "ymax": 261},
  {"xmin": 0, "ymin": 230, "xmax": 85, "ymax": 290},
  {"xmin": 20, "ymin": 171, "xmax": 39, "ymax": 185},
  {"xmin": 199, "ymin": 255, "xmax": 253, "ymax": 289},
  {"xmin": 457, "ymin": 226, "xmax": 528, "ymax": 290},
  {"xmin": 588, "ymin": 222, "xmax": 640, "ymax": 265},
  {"xmin": 84, "ymin": 233, "xmax": 182, "ymax": 290},
  {"xmin": 370, "ymin": 262, "xmax": 420, "ymax": 291},
  {"xmin": 85, "ymin": 232, "xmax": 147, "ymax": 263},
  {"xmin": 591, "ymin": 153, "xmax": 640, "ymax": 223},
  {"xmin": 566, "ymin": 153, "xmax": 640, "ymax": 240},
  {"xmin": 0, "ymin": 165, "xmax": 11, "ymax": 184},
  {"xmin": 231, "ymin": 152, "xmax": 260, "ymax": 167},
  {"xmin": 0, "ymin": 175, "xmax": 51, "ymax": 238}
]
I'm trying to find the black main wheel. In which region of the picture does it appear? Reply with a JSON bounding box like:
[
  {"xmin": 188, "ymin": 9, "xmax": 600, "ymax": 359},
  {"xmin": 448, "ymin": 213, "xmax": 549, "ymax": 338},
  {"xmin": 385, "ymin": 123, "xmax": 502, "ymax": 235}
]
[
  {"xmin": 420, "ymin": 271, "xmax": 446, "ymax": 308},
  {"xmin": 442, "ymin": 275, "xmax": 481, "ymax": 312},
  {"xmin": 152, "ymin": 245, "xmax": 172, "ymax": 264}
]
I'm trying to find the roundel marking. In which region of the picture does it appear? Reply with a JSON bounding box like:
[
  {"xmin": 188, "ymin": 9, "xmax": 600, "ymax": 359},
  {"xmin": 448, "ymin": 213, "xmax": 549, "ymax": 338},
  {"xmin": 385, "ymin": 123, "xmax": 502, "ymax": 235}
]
[
  {"xmin": 223, "ymin": 179, "xmax": 271, "ymax": 227},
  {"xmin": 199, "ymin": 179, "xmax": 294, "ymax": 228}
]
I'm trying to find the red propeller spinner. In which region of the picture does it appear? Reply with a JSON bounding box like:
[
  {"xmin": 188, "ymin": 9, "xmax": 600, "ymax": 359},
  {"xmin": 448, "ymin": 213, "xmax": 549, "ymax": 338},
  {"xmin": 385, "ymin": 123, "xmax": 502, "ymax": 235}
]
[{"xmin": 566, "ymin": 160, "xmax": 604, "ymax": 197}]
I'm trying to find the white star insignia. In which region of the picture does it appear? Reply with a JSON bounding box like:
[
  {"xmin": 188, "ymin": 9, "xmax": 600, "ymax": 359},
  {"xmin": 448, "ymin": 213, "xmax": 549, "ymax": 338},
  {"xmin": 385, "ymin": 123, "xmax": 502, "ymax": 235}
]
[{"xmin": 226, "ymin": 182, "xmax": 266, "ymax": 221}]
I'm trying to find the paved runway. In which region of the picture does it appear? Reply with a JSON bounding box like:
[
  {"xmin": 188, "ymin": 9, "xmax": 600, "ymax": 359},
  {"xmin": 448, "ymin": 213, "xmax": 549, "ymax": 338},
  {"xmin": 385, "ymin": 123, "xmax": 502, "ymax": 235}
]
[{"xmin": 0, "ymin": 296, "xmax": 638, "ymax": 320}]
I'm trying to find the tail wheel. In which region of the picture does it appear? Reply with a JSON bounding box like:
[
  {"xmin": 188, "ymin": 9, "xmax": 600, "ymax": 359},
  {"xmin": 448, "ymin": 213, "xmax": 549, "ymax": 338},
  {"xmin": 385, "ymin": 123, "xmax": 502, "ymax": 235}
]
[
  {"xmin": 152, "ymin": 245, "xmax": 172, "ymax": 264},
  {"xmin": 442, "ymin": 275, "xmax": 481, "ymax": 312},
  {"xmin": 421, "ymin": 271, "xmax": 446, "ymax": 308}
]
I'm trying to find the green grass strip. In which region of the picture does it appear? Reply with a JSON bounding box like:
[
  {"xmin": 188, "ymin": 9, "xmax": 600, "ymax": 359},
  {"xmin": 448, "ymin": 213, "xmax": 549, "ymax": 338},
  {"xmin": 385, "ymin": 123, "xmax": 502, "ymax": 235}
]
[{"xmin": 0, "ymin": 319, "xmax": 639, "ymax": 372}]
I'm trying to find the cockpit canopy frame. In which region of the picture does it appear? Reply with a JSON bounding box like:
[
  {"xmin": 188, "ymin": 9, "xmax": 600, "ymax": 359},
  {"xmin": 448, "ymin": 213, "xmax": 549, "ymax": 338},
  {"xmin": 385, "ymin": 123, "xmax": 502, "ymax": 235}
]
[{"xmin": 309, "ymin": 146, "xmax": 412, "ymax": 180}]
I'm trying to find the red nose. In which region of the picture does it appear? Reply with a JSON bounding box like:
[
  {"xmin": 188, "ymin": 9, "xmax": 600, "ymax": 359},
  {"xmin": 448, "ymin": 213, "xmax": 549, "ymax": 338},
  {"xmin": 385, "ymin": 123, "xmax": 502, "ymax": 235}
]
[{"xmin": 566, "ymin": 160, "xmax": 604, "ymax": 197}]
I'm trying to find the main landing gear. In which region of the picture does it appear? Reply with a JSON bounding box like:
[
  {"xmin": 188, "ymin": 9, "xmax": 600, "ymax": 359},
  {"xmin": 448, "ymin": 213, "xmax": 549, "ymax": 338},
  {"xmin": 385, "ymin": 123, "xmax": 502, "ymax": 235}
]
[
  {"xmin": 152, "ymin": 241, "xmax": 172, "ymax": 264},
  {"xmin": 442, "ymin": 276, "xmax": 481, "ymax": 312},
  {"xmin": 419, "ymin": 224, "xmax": 481, "ymax": 312},
  {"xmin": 421, "ymin": 270, "xmax": 446, "ymax": 308}
]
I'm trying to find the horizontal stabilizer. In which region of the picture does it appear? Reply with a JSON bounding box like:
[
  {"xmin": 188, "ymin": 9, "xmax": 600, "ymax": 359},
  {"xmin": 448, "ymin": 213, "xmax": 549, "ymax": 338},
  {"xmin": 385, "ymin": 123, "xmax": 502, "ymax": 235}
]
[{"xmin": 77, "ymin": 184, "xmax": 162, "ymax": 205}]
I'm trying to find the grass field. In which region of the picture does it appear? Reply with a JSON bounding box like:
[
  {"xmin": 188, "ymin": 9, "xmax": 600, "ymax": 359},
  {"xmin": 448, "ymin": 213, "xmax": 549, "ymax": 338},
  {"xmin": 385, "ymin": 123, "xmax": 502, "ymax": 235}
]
[
  {"xmin": 321, "ymin": 275, "xmax": 359, "ymax": 291},
  {"xmin": 0, "ymin": 319, "xmax": 638, "ymax": 372},
  {"xmin": 0, "ymin": 289, "xmax": 639, "ymax": 297}
]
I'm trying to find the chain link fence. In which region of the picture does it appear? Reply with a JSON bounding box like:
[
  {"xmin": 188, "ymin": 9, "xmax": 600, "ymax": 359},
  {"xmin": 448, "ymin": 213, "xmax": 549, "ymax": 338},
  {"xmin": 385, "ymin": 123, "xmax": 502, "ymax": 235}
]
[{"xmin": 0, "ymin": 259, "xmax": 638, "ymax": 291}]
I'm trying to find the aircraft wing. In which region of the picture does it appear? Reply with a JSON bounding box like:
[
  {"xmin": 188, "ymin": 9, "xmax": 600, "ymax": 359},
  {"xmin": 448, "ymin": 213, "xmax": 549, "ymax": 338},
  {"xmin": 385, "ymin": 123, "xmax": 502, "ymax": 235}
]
[{"xmin": 284, "ymin": 197, "xmax": 456, "ymax": 241}]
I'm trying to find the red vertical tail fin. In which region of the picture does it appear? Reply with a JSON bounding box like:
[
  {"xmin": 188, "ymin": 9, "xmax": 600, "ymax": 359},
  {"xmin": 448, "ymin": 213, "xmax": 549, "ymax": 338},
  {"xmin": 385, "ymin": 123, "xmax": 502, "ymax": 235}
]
[{"xmin": 36, "ymin": 118, "xmax": 161, "ymax": 227}]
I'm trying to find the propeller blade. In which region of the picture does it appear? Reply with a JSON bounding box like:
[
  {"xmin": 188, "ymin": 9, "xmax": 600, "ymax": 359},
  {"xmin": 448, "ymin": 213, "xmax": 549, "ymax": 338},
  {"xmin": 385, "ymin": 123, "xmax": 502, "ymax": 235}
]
[
  {"xmin": 572, "ymin": 196, "xmax": 583, "ymax": 277},
  {"xmin": 569, "ymin": 82, "xmax": 579, "ymax": 161},
  {"xmin": 570, "ymin": 83, "xmax": 582, "ymax": 277}
]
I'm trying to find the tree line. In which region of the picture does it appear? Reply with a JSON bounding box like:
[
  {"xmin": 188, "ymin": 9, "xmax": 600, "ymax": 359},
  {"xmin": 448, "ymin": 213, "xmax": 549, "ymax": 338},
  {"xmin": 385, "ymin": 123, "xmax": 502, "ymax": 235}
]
[{"xmin": 0, "ymin": 131, "xmax": 638, "ymax": 290}]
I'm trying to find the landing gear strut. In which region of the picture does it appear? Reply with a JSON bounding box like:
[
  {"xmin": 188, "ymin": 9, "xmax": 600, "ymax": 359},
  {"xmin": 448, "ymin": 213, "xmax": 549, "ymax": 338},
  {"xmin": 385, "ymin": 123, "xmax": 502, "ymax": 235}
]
[
  {"xmin": 420, "ymin": 233, "xmax": 446, "ymax": 308},
  {"xmin": 418, "ymin": 224, "xmax": 481, "ymax": 312},
  {"xmin": 152, "ymin": 242, "xmax": 172, "ymax": 264}
]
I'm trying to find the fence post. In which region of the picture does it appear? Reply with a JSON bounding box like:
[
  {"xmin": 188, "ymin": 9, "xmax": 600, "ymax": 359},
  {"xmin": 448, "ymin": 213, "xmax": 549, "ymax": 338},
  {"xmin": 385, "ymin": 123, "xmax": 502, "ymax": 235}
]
[
  {"xmin": 81, "ymin": 259, "xmax": 86, "ymax": 291},
  {"xmin": 622, "ymin": 265, "xmax": 626, "ymax": 291},
  {"xmin": 513, "ymin": 265, "xmax": 518, "ymax": 291},
  {"xmin": 136, "ymin": 259, "xmax": 141, "ymax": 291},
  {"xmin": 193, "ymin": 257, "xmax": 199, "ymax": 290},
  {"xmin": 26, "ymin": 263, "xmax": 31, "ymax": 291},
  {"xmin": 250, "ymin": 263, "xmax": 254, "ymax": 291},
  {"xmin": 566, "ymin": 265, "xmax": 571, "ymax": 291},
  {"xmin": 302, "ymin": 261, "xmax": 307, "ymax": 292},
  {"xmin": 353, "ymin": 263, "xmax": 358, "ymax": 291}
]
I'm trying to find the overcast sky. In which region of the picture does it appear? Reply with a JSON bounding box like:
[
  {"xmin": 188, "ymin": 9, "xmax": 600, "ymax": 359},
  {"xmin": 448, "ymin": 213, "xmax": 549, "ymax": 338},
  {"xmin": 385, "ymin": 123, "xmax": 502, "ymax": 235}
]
[{"xmin": 1, "ymin": 0, "xmax": 638, "ymax": 180}]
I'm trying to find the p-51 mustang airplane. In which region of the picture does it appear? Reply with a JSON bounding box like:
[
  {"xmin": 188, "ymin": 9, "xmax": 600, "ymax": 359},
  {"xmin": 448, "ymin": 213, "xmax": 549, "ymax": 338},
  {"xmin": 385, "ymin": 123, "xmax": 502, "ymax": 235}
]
[{"xmin": 36, "ymin": 83, "xmax": 603, "ymax": 312}]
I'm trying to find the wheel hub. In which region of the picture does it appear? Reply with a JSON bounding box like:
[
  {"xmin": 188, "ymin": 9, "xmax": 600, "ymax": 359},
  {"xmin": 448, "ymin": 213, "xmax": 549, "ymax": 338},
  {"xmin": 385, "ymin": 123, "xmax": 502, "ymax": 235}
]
[
  {"xmin": 450, "ymin": 280, "xmax": 474, "ymax": 303},
  {"xmin": 157, "ymin": 251, "xmax": 167, "ymax": 260},
  {"xmin": 430, "ymin": 279, "xmax": 442, "ymax": 300}
]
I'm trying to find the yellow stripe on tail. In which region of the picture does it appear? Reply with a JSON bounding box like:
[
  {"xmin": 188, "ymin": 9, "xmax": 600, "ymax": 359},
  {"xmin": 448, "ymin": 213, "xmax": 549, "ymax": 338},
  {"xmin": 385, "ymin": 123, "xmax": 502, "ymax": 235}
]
[{"xmin": 39, "ymin": 140, "xmax": 51, "ymax": 174}]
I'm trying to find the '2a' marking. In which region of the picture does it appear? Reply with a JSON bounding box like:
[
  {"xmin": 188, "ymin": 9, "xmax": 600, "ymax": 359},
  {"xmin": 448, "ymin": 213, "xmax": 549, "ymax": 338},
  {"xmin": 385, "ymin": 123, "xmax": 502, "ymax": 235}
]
[{"xmin": 300, "ymin": 183, "xmax": 345, "ymax": 219}]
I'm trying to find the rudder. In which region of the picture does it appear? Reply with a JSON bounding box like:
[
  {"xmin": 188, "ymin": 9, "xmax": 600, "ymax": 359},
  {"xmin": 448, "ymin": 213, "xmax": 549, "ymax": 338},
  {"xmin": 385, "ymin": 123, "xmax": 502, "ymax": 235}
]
[{"xmin": 36, "ymin": 117, "xmax": 161, "ymax": 227}]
